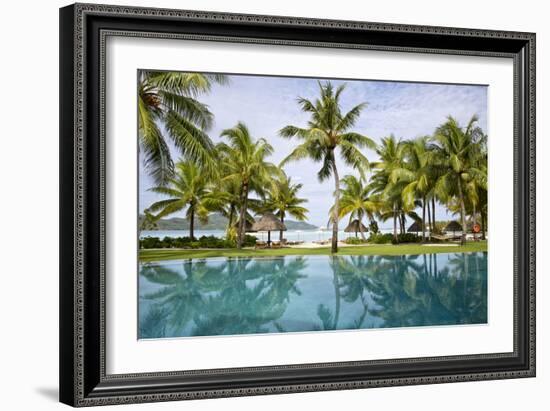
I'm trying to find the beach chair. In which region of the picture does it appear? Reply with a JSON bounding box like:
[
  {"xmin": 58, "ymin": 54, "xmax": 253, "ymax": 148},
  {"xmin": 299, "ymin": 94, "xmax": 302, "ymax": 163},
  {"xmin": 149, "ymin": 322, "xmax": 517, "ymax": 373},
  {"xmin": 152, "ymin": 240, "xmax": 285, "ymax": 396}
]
[
  {"xmin": 255, "ymin": 241, "xmax": 268, "ymax": 249},
  {"xmin": 431, "ymin": 233, "xmax": 451, "ymax": 242}
]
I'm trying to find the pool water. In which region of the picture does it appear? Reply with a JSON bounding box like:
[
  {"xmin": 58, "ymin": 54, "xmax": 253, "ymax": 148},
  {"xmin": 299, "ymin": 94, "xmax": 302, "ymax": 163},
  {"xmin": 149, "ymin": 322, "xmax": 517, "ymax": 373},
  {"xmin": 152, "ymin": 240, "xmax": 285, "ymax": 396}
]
[{"xmin": 138, "ymin": 252, "xmax": 487, "ymax": 339}]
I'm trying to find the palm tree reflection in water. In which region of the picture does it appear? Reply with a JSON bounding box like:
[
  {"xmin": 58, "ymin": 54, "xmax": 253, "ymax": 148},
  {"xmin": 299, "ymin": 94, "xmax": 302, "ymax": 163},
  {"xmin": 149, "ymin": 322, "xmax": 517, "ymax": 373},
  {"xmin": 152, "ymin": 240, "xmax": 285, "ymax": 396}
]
[{"xmin": 139, "ymin": 253, "xmax": 487, "ymax": 339}]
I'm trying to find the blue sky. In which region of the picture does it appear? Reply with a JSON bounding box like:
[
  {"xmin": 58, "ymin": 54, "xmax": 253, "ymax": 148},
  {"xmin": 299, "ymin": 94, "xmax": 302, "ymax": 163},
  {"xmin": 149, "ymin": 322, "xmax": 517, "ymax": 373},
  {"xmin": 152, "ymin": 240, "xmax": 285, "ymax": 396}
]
[{"xmin": 139, "ymin": 73, "xmax": 487, "ymax": 229}]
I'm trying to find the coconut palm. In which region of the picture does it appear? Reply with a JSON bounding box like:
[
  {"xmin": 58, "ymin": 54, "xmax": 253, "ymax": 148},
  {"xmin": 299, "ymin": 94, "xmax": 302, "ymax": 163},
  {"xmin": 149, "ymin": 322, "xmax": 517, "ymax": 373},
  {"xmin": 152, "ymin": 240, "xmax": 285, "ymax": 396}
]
[
  {"xmin": 148, "ymin": 161, "xmax": 217, "ymax": 239},
  {"xmin": 433, "ymin": 115, "xmax": 485, "ymax": 244},
  {"xmin": 466, "ymin": 131, "xmax": 488, "ymax": 240},
  {"xmin": 139, "ymin": 208, "xmax": 159, "ymax": 233},
  {"xmin": 331, "ymin": 175, "xmax": 378, "ymax": 240},
  {"xmin": 138, "ymin": 71, "xmax": 227, "ymax": 184},
  {"xmin": 280, "ymin": 81, "xmax": 375, "ymax": 252},
  {"xmin": 369, "ymin": 135, "xmax": 407, "ymax": 241},
  {"xmin": 263, "ymin": 174, "xmax": 309, "ymax": 241},
  {"xmin": 217, "ymin": 122, "xmax": 281, "ymax": 248},
  {"xmin": 391, "ymin": 137, "xmax": 437, "ymax": 242}
]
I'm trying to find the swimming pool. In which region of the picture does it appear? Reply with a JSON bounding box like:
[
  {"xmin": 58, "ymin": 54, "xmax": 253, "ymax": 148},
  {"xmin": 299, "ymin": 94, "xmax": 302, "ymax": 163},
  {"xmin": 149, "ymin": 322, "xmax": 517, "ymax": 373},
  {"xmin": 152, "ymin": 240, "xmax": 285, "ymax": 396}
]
[{"xmin": 138, "ymin": 252, "xmax": 487, "ymax": 339}]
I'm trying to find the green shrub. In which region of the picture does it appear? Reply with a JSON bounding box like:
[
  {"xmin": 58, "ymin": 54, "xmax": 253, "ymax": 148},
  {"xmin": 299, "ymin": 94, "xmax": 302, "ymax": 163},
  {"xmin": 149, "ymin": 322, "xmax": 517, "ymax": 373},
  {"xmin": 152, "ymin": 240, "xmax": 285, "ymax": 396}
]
[
  {"xmin": 139, "ymin": 234, "xmax": 251, "ymax": 249},
  {"xmin": 367, "ymin": 232, "xmax": 422, "ymax": 244},
  {"xmin": 242, "ymin": 234, "xmax": 257, "ymax": 247},
  {"xmin": 345, "ymin": 237, "xmax": 369, "ymax": 244},
  {"xmin": 368, "ymin": 233, "xmax": 393, "ymax": 244},
  {"xmin": 140, "ymin": 236, "xmax": 163, "ymax": 249},
  {"xmin": 391, "ymin": 233, "xmax": 422, "ymax": 244}
]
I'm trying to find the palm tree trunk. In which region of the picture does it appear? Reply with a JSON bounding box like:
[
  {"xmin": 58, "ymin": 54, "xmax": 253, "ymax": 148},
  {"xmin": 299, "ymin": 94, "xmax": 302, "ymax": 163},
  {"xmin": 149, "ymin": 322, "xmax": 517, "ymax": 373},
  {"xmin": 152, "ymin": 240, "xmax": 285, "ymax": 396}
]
[
  {"xmin": 472, "ymin": 203, "xmax": 478, "ymax": 241},
  {"xmin": 432, "ymin": 197, "xmax": 436, "ymax": 233},
  {"xmin": 422, "ymin": 197, "xmax": 426, "ymax": 243},
  {"xmin": 228, "ymin": 204, "xmax": 235, "ymax": 227},
  {"xmin": 393, "ymin": 203, "xmax": 398, "ymax": 242},
  {"xmin": 227, "ymin": 204, "xmax": 235, "ymax": 237},
  {"xmin": 279, "ymin": 213, "xmax": 284, "ymax": 241},
  {"xmin": 457, "ymin": 177, "xmax": 467, "ymax": 245},
  {"xmin": 331, "ymin": 159, "xmax": 340, "ymax": 253},
  {"xmin": 427, "ymin": 197, "xmax": 432, "ymax": 241},
  {"xmin": 189, "ymin": 206, "xmax": 195, "ymax": 240},
  {"xmin": 237, "ymin": 183, "xmax": 249, "ymax": 249}
]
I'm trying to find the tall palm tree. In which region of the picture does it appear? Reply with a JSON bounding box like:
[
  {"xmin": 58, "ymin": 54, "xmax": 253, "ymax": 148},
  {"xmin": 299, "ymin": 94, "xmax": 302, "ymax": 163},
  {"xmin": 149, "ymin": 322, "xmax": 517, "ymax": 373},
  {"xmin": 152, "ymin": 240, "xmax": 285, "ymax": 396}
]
[
  {"xmin": 369, "ymin": 135, "xmax": 407, "ymax": 242},
  {"xmin": 263, "ymin": 174, "xmax": 309, "ymax": 241},
  {"xmin": 138, "ymin": 71, "xmax": 227, "ymax": 184},
  {"xmin": 280, "ymin": 81, "xmax": 375, "ymax": 253},
  {"xmin": 332, "ymin": 175, "xmax": 378, "ymax": 240},
  {"xmin": 148, "ymin": 161, "xmax": 217, "ymax": 239},
  {"xmin": 434, "ymin": 115, "xmax": 485, "ymax": 244},
  {"xmin": 466, "ymin": 131, "xmax": 488, "ymax": 240},
  {"xmin": 217, "ymin": 122, "xmax": 281, "ymax": 248},
  {"xmin": 391, "ymin": 137, "xmax": 436, "ymax": 242}
]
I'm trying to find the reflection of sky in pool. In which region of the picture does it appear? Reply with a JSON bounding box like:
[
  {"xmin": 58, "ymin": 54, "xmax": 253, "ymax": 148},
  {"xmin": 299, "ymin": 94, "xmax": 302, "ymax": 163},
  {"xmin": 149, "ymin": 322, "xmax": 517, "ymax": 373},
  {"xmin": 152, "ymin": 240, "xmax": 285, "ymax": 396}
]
[{"xmin": 139, "ymin": 252, "xmax": 487, "ymax": 339}]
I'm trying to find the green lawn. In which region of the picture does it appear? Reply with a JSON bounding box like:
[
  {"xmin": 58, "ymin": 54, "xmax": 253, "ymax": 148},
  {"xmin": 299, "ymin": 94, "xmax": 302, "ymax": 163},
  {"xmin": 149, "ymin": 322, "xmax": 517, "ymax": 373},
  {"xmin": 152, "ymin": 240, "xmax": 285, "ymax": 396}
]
[{"xmin": 139, "ymin": 241, "xmax": 487, "ymax": 262}]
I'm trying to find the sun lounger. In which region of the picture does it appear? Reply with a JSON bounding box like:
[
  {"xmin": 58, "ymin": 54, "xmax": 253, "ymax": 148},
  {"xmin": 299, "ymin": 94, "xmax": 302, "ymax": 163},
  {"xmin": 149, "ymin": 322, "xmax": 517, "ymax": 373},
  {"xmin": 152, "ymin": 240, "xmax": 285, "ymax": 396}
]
[
  {"xmin": 432, "ymin": 233, "xmax": 462, "ymax": 242},
  {"xmin": 255, "ymin": 241, "xmax": 268, "ymax": 249}
]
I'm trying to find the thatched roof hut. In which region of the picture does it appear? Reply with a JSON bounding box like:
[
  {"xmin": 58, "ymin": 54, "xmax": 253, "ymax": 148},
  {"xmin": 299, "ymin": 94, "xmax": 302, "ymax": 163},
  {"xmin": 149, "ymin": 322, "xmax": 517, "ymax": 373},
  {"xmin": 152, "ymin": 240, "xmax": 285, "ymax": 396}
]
[
  {"xmin": 444, "ymin": 220, "xmax": 463, "ymax": 233},
  {"xmin": 407, "ymin": 221, "xmax": 423, "ymax": 233},
  {"xmin": 344, "ymin": 219, "xmax": 368, "ymax": 237},
  {"xmin": 251, "ymin": 213, "xmax": 286, "ymax": 244},
  {"xmin": 232, "ymin": 219, "xmax": 257, "ymax": 232},
  {"xmin": 251, "ymin": 213, "xmax": 286, "ymax": 232},
  {"xmin": 242, "ymin": 220, "xmax": 257, "ymax": 233}
]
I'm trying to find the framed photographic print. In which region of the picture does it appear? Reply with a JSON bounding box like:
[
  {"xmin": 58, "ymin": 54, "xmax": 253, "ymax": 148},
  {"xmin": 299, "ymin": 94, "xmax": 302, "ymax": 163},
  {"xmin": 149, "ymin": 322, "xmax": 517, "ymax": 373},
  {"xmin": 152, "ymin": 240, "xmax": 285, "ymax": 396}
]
[{"xmin": 59, "ymin": 3, "xmax": 536, "ymax": 407}]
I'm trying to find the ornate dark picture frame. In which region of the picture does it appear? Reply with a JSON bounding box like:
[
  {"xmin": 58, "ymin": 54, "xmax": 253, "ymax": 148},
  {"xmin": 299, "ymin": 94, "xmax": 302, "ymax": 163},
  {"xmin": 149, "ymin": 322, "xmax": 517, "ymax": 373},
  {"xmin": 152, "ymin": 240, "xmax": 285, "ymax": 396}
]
[{"xmin": 59, "ymin": 3, "xmax": 535, "ymax": 407}]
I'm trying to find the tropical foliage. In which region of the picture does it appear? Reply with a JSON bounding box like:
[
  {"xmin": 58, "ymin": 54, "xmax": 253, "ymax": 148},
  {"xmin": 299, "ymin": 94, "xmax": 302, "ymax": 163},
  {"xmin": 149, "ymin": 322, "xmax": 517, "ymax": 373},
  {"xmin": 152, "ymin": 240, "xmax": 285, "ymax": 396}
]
[
  {"xmin": 217, "ymin": 122, "xmax": 282, "ymax": 248},
  {"xmin": 148, "ymin": 161, "xmax": 218, "ymax": 239},
  {"xmin": 331, "ymin": 175, "xmax": 377, "ymax": 240},
  {"xmin": 139, "ymin": 72, "xmax": 488, "ymax": 253},
  {"xmin": 138, "ymin": 70, "xmax": 227, "ymax": 184},
  {"xmin": 262, "ymin": 174, "xmax": 308, "ymax": 240},
  {"xmin": 280, "ymin": 82, "xmax": 376, "ymax": 252}
]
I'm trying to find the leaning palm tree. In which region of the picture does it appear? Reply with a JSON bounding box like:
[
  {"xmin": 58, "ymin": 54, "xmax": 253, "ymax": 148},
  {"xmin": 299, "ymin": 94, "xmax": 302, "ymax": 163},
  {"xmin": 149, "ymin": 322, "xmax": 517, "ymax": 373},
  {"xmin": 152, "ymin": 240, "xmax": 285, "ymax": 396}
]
[
  {"xmin": 331, "ymin": 175, "xmax": 378, "ymax": 240},
  {"xmin": 148, "ymin": 161, "xmax": 217, "ymax": 239},
  {"xmin": 434, "ymin": 115, "xmax": 485, "ymax": 244},
  {"xmin": 138, "ymin": 71, "xmax": 227, "ymax": 184},
  {"xmin": 217, "ymin": 122, "xmax": 281, "ymax": 248},
  {"xmin": 280, "ymin": 81, "xmax": 375, "ymax": 253},
  {"xmin": 139, "ymin": 208, "xmax": 159, "ymax": 233},
  {"xmin": 263, "ymin": 174, "xmax": 309, "ymax": 241}
]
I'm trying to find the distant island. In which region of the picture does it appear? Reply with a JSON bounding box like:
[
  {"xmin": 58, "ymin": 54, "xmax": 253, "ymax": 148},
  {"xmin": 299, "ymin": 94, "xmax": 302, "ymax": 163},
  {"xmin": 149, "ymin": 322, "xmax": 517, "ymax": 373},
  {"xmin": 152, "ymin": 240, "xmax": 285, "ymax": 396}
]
[{"xmin": 139, "ymin": 213, "xmax": 318, "ymax": 231}]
